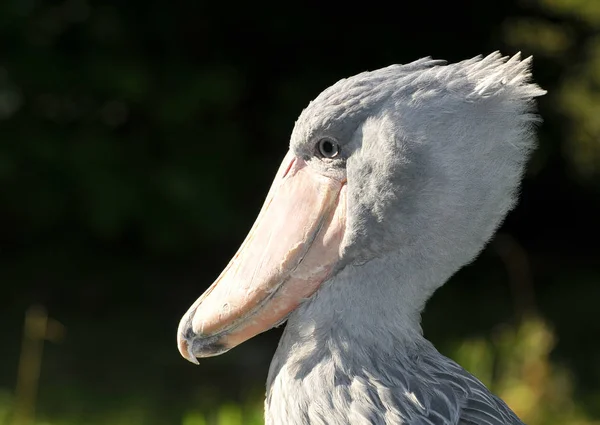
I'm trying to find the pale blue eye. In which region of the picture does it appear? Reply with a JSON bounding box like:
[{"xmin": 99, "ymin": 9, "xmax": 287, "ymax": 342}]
[{"xmin": 317, "ymin": 139, "xmax": 339, "ymax": 158}]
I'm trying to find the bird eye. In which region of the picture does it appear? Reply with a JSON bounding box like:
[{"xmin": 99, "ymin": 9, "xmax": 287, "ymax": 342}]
[{"xmin": 317, "ymin": 138, "xmax": 339, "ymax": 159}]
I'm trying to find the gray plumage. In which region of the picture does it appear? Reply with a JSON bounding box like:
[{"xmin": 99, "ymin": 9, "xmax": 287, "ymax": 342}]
[{"xmin": 265, "ymin": 52, "xmax": 545, "ymax": 424}]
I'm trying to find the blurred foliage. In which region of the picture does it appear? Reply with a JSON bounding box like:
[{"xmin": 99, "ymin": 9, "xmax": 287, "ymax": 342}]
[
  {"xmin": 0, "ymin": 0, "xmax": 599, "ymax": 424},
  {"xmin": 0, "ymin": 317, "xmax": 597, "ymax": 424},
  {"xmin": 0, "ymin": 0, "xmax": 249, "ymax": 258},
  {"xmin": 455, "ymin": 316, "xmax": 599, "ymax": 425},
  {"xmin": 504, "ymin": 0, "xmax": 600, "ymax": 179},
  {"xmin": 0, "ymin": 391, "xmax": 265, "ymax": 425}
]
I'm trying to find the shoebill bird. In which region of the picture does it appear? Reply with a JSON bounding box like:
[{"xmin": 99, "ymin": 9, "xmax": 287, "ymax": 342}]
[{"xmin": 177, "ymin": 52, "xmax": 545, "ymax": 424}]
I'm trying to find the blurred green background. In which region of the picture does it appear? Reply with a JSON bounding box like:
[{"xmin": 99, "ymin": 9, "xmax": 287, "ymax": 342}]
[{"xmin": 1, "ymin": 0, "xmax": 599, "ymax": 424}]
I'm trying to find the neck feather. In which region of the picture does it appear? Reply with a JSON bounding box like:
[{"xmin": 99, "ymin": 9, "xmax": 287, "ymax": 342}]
[{"xmin": 265, "ymin": 252, "xmax": 456, "ymax": 424}]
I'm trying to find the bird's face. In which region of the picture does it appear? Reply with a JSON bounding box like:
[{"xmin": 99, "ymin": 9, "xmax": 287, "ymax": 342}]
[
  {"xmin": 176, "ymin": 69, "xmax": 391, "ymax": 362},
  {"xmin": 177, "ymin": 146, "xmax": 349, "ymax": 361},
  {"xmin": 177, "ymin": 54, "xmax": 545, "ymax": 364}
]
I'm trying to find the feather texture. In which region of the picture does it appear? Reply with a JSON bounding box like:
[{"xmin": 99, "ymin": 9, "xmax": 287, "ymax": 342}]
[{"xmin": 265, "ymin": 53, "xmax": 544, "ymax": 424}]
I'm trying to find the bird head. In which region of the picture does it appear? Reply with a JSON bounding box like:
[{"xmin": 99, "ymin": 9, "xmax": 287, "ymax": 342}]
[{"xmin": 177, "ymin": 52, "xmax": 545, "ymax": 363}]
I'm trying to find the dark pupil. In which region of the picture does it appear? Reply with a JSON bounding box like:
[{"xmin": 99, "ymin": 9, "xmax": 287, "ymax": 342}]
[{"xmin": 322, "ymin": 141, "xmax": 333, "ymax": 155}]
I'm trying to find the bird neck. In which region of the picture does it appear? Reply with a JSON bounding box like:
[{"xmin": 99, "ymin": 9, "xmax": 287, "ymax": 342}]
[
  {"xmin": 286, "ymin": 249, "xmax": 449, "ymax": 343},
  {"xmin": 265, "ymin": 252, "xmax": 451, "ymax": 424}
]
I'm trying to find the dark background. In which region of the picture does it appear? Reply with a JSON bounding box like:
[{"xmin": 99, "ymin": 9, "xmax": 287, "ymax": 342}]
[{"xmin": 1, "ymin": 0, "xmax": 599, "ymax": 424}]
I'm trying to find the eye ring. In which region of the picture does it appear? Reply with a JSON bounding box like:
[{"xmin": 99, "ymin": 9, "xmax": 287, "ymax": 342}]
[{"xmin": 316, "ymin": 138, "xmax": 340, "ymax": 159}]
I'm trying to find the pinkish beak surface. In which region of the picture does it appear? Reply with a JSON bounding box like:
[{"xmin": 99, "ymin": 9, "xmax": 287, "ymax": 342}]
[{"xmin": 177, "ymin": 150, "xmax": 347, "ymax": 363}]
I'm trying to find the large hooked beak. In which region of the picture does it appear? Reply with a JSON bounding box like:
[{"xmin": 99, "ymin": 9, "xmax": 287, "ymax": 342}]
[{"xmin": 177, "ymin": 150, "xmax": 347, "ymax": 363}]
